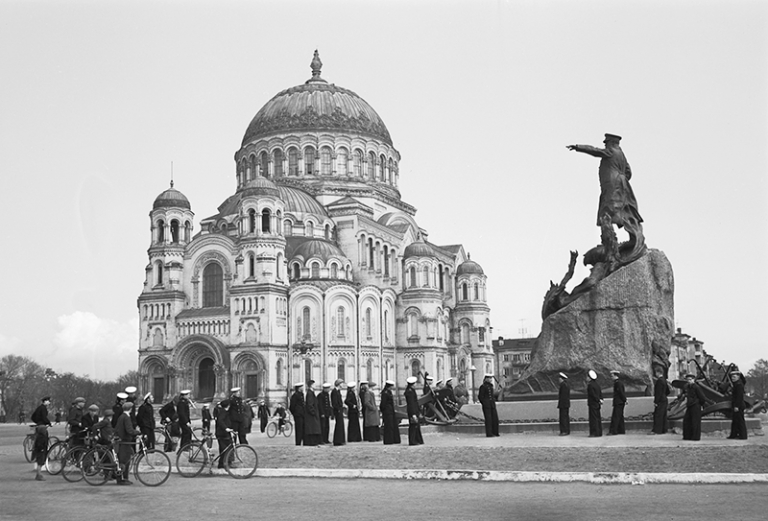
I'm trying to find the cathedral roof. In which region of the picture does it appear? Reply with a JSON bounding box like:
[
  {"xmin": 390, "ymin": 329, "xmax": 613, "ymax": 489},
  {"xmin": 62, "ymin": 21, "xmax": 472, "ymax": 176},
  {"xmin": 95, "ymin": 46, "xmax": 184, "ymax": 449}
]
[
  {"xmin": 213, "ymin": 183, "xmax": 327, "ymax": 220},
  {"xmin": 457, "ymin": 254, "xmax": 485, "ymax": 276},
  {"xmin": 277, "ymin": 185, "xmax": 328, "ymax": 217},
  {"xmin": 291, "ymin": 238, "xmax": 347, "ymax": 263},
  {"xmin": 153, "ymin": 182, "xmax": 190, "ymax": 210},
  {"xmin": 404, "ymin": 239, "xmax": 436, "ymax": 259},
  {"xmin": 241, "ymin": 51, "xmax": 392, "ymax": 146},
  {"xmin": 240, "ymin": 176, "xmax": 280, "ymax": 198}
]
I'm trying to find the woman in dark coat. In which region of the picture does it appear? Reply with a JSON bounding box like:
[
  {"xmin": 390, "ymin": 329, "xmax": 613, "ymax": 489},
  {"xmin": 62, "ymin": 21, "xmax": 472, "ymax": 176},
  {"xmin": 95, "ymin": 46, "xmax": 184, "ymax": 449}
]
[
  {"xmin": 683, "ymin": 374, "xmax": 707, "ymax": 441},
  {"xmin": 380, "ymin": 381, "xmax": 400, "ymax": 445},
  {"xmin": 652, "ymin": 368, "xmax": 670, "ymax": 434},
  {"xmin": 331, "ymin": 379, "xmax": 346, "ymax": 446},
  {"xmin": 344, "ymin": 381, "xmax": 362, "ymax": 442},
  {"xmin": 303, "ymin": 380, "xmax": 322, "ymax": 446}
]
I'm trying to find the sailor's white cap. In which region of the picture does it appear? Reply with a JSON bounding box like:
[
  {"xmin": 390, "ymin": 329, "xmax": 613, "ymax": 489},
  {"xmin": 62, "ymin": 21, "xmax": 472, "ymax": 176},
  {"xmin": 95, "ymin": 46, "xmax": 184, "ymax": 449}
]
[
  {"xmin": 588, "ymin": 370, "xmax": 597, "ymax": 380},
  {"xmin": 406, "ymin": 376, "xmax": 417, "ymax": 385}
]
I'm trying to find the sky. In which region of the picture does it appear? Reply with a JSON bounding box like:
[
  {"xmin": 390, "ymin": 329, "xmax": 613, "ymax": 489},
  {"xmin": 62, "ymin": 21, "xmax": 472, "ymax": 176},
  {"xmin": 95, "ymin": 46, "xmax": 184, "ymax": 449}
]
[{"xmin": 0, "ymin": 0, "xmax": 766, "ymax": 381}]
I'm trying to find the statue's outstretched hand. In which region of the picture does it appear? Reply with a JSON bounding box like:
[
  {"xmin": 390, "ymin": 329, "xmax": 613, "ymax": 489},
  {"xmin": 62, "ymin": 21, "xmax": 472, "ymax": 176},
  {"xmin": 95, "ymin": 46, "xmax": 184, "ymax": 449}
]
[{"xmin": 566, "ymin": 145, "xmax": 577, "ymax": 151}]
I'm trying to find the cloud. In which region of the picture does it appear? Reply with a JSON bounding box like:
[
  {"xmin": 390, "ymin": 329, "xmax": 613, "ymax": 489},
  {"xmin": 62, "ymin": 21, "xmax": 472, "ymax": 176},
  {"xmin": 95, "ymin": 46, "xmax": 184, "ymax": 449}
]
[
  {"xmin": 0, "ymin": 333, "xmax": 23, "ymax": 356},
  {"xmin": 50, "ymin": 312, "xmax": 139, "ymax": 381}
]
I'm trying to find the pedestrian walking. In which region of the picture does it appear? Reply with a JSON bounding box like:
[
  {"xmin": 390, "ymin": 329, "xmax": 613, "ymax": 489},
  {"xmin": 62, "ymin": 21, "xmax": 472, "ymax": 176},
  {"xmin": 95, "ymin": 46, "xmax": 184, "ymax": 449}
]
[
  {"xmin": 115, "ymin": 401, "xmax": 140, "ymax": 485},
  {"xmin": 319, "ymin": 383, "xmax": 332, "ymax": 444},
  {"xmin": 587, "ymin": 370, "xmax": 603, "ymax": 437},
  {"xmin": 31, "ymin": 425, "xmax": 49, "ymax": 481},
  {"xmin": 257, "ymin": 400, "xmax": 270, "ymax": 434},
  {"xmin": 303, "ymin": 380, "xmax": 322, "ymax": 446},
  {"xmin": 652, "ymin": 367, "xmax": 670, "ymax": 434},
  {"xmin": 557, "ymin": 373, "xmax": 570, "ymax": 436},
  {"xmin": 331, "ymin": 379, "xmax": 346, "ymax": 446},
  {"xmin": 362, "ymin": 382, "xmax": 380, "ymax": 442},
  {"xmin": 345, "ymin": 381, "xmax": 362, "ymax": 442},
  {"xmin": 608, "ymin": 370, "xmax": 626, "ymax": 435},
  {"xmin": 289, "ymin": 383, "xmax": 305, "ymax": 446},
  {"xmin": 405, "ymin": 377, "xmax": 423, "ymax": 445},
  {"xmin": 478, "ymin": 374, "xmax": 499, "ymax": 437},
  {"xmin": 727, "ymin": 370, "xmax": 748, "ymax": 440},
  {"xmin": 202, "ymin": 404, "xmax": 212, "ymax": 433},
  {"xmin": 380, "ymin": 380, "xmax": 400, "ymax": 445},
  {"xmin": 683, "ymin": 373, "xmax": 707, "ymax": 441}
]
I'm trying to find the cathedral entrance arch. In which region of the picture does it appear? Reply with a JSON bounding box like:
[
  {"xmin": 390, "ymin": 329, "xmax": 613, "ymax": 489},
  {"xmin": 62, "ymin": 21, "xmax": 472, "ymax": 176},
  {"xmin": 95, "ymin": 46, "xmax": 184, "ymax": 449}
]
[
  {"xmin": 173, "ymin": 335, "xmax": 230, "ymax": 401},
  {"xmin": 232, "ymin": 351, "xmax": 267, "ymax": 400}
]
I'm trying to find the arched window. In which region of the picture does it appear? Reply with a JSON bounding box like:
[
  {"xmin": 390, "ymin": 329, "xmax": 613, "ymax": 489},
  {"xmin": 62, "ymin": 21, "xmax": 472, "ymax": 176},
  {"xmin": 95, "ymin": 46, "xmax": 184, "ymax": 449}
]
[
  {"xmin": 325, "ymin": 224, "xmax": 331, "ymax": 240},
  {"xmin": 276, "ymin": 358, "xmax": 283, "ymax": 386},
  {"xmin": 365, "ymin": 308, "xmax": 372, "ymax": 338},
  {"xmin": 337, "ymin": 358, "xmax": 346, "ymax": 382},
  {"xmin": 184, "ymin": 222, "xmax": 191, "ymax": 242},
  {"xmin": 383, "ymin": 246, "xmax": 390, "ymax": 277},
  {"xmin": 302, "ymin": 306, "xmax": 311, "ymax": 340},
  {"xmin": 292, "ymin": 263, "xmax": 300, "ymax": 280},
  {"xmin": 384, "ymin": 310, "xmax": 390, "ymax": 342},
  {"xmin": 276, "ymin": 253, "xmax": 283, "ymax": 280},
  {"xmin": 408, "ymin": 314, "xmax": 418, "ymax": 338},
  {"xmin": 368, "ymin": 238, "xmax": 375, "ymax": 268},
  {"xmin": 311, "ymin": 262, "xmax": 320, "ymax": 278},
  {"xmin": 378, "ymin": 154, "xmax": 385, "ymax": 180},
  {"xmin": 438, "ymin": 265, "xmax": 444, "ymax": 291},
  {"xmin": 411, "ymin": 359, "xmax": 421, "ymax": 381},
  {"xmin": 330, "ymin": 264, "xmax": 337, "ymax": 278},
  {"xmin": 353, "ymin": 150, "xmax": 363, "ymax": 177},
  {"xmin": 248, "ymin": 254, "xmax": 255, "ymax": 278},
  {"xmin": 202, "ymin": 263, "xmax": 224, "ymax": 307},
  {"xmin": 388, "ymin": 158, "xmax": 394, "ymax": 184},
  {"xmin": 283, "ymin": 220, "xmax": 292, "ymax": 236},
  {"xmin": 249, "ymin": 209, "xmax": 256, "ymax": 234},
  {"xmin": 367, "ymin": 152, "xmax": 376, "ymax": 179},
  {"xmin": 461, "ymin": 323, "xmax": 470, "ymax": 344},
  {"xmin": 260, "ymin": 151, "xmax": 269, "ymax": 177},
  {"xmin": 304, "ymin": 146, "xmax": 315, "ymax": 175},
  {"xmin": 423, "ymin": 266, "xmax": 430, "ymax": 287},
  {"xmin": 288, "ymin": 147, "xmax": 299, "ymax": 176},
  {"xmin": 320, "ymin": 146, "xmax": 332, "ymax": 175},
  {"xmin": 155, "ymin": 261, "xmax": 163, "ymax": 286},
  {"xmin": 304, "ymin": 358, "xmax": 312, "ymax": 385},
  {"xmin": 337, "ymin": 147, "xmax": 348, "ymax": 176},
  {"xmin": 336, "ymin": 307, "xmax": 345, "ymax": 338},
  {"xmin": 462, "ymin": 283, "xmax": 468, "ymax": 301},
  {"xmin": 170, "ymin": 220, "xmax": 180, "ymax": 243},
  {"xmin": 306, "ymin": 221, "xmax": 314, "ymax": 237},
  {"xmin": 157, "ymin": 220, "xmax": 165, "ymax": 243},
  {"xmin": 366, "ymin": 358, "xmax": 373, "ymax": 383},
  {"xmin": 273, "ymin": 149, "xmax": 283, "ymax": 177},
  {"xmin": 261, "ymin": 209, "xmax": 271, "ymax": 233}
]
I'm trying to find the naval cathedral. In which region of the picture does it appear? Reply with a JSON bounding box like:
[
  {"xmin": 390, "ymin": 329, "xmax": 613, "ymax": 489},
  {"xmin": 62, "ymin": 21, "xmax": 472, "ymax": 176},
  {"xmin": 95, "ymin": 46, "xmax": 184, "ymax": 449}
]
[{"xmin": 137, "ymin": 52, "xmax": 492, "ymax": 403}]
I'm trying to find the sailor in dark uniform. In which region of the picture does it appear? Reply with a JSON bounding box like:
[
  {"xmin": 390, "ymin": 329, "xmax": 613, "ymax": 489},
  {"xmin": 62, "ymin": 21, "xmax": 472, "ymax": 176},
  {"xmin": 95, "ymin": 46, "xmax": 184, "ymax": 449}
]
[
  {"xmin": 344, "ymin": 381, "xmax": 362, "ymax": 442},
  {"xmin": 608, "ymin": 370, "xmax": 626, "ymax": 435},
  {"xmin": 557, "ymin": 372, "xmax": 570, "ymax": 436},
  {"xmin": 587, "ymin": 370, "xmax": 603, "ymax": 437},
  {"xmin": 478, "ymin": 373, "xmax": 499, "ymax": 437},
  {"xmin": 727, "ymin": 370, "xmax": 748, "ymax": 440},
  {"xmin": 331, "ymin": 379, "xmax": 346, "ymax": 446},
  {"xmin": 651, "ymin": 367, "xmax": 670, "ymax": 434},
  {"xmin": 288, "ymin": 383, "xmax": 305, "ymax": 446},
  {"xmin": 405, "ymin": 376, "xmax": 423, "ymax": 445},
  {"xmin": 683, "ymin": 373, "xmax": 707, "ymax": 441},
  {"xmin": 318, "ymin": 383, "xmax": 332, "ymax": 444}
]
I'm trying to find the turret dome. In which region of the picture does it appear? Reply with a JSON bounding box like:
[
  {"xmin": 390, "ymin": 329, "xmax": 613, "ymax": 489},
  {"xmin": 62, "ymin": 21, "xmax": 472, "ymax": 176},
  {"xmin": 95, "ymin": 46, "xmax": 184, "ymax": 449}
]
[
  {"xmin": 153, "ymin": 181, "xmax": 190, "ymax": 210},
  {"xmin": 457, "ymin": 254, "xmax": 484, "ymax": 276},
  {"xmin": 404, "ymin": 239, "xmax": 435, "ymax": 259}
]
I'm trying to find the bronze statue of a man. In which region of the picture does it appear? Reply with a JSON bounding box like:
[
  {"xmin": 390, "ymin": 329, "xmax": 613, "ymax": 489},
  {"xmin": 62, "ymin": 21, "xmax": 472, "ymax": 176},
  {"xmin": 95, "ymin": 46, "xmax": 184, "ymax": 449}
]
[{"xmin": 567, "ymin": 134, "xmax": 645, "ymax": 264}]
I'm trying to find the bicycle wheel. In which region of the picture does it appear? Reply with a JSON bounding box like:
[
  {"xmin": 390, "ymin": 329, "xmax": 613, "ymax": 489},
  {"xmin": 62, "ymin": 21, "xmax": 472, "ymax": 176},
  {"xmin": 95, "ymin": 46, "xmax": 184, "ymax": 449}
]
[
  {"xmin": 224, "ymin": 444, "xmax": 258, "ymax": 479},
  {"xmin": 62, "ymin": 446, "xmax": 87, "ymax": 482},
  {"xmin": 176, "ymin": 442, "xmax": 207, "ymax": 478},
  {"xmin": 266, "ymin": 422, "xmax": 277, "ymax": 438},
  {"xmin": 23, "ymin": 435, "xmax": 33, "ymax": 463},
  {"xmin": 45, "ymin": 441, "xmax": 67, "ymax": 475},
  {"xmin": 282, "ymin": 422, "xmax": 293, "ymax": 437},
  {"xmin": 82, "ymin": 446, "xmax": 114, "ymax": 486},
  {"xmin": 134, "ymin": 449, "xmax": 171, "ymax": 487},
  {"xmin": 155, "ymin": 428, "xmax": 169, "ymax": 452}
]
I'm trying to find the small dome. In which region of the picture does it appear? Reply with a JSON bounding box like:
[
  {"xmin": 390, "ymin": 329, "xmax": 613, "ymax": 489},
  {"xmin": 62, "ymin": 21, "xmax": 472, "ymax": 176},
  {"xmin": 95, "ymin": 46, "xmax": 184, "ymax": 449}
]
[
  {"xmin": 153, "ymin": 182, "xmax": 190, "ymax": 210},
  {"xmin": 292, "ymin": 238, "xmax": 347, "ymax": 263},
  {"xmin": 277, "ymin": 185, "xmax": 328, "ymax": 217},
  {"xmin": 457, "ymin": 255, "xmax": 484, "ymax": 276},
  {"xmin": 404, "ymin": 239, "xmax": 435, "ymax": 259},
  {"xmin": 241, "ymin": 176, "xmax": 280, "ymax": 198}
]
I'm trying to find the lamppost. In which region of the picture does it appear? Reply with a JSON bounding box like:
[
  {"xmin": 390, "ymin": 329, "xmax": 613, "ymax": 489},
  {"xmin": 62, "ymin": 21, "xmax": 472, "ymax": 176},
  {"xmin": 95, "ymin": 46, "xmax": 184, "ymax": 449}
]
[{"xmin": 470, "ymin": 365, "xmax": 477, "ymax": 403}]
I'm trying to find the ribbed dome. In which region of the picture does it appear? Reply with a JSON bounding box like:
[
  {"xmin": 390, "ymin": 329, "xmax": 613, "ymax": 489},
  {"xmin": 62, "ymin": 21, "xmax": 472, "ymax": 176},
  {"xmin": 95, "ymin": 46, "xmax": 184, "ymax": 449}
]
[
  {"xmin": 241, "ymin": 176, "xmax": 280, "ymax": 198},
  {"xmin": 153, "ymin": 182, "xmax": 190, "ymax": 210},
  {"xmin": 404, "ymin": 239, "xmax": 435, "ymax": 259},
  {"xmin": 277, "ymin": 185, "xmax": 328, "ymax": 217},
  {"xmin": 242, "ymin": 51, "xmax": 392, "ymax": 146},
  {"xmin": 457, "ymin": 256, "xmax": 484, "ymax": 276},
  {"xmin": 292, "ymin": 238, "xmax": 347, "ymax": 263}
]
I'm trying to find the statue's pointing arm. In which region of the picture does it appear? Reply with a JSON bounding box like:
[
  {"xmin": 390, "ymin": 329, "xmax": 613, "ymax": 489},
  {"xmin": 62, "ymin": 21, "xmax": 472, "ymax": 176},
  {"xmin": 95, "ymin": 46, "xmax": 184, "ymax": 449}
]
[
  {"xmin": 566, "ymin": 144, "xmax": 610, "ymax": 158},
  {"xmin": 625, "ymin": 162, "xmax": 632, "ymax": 180}
]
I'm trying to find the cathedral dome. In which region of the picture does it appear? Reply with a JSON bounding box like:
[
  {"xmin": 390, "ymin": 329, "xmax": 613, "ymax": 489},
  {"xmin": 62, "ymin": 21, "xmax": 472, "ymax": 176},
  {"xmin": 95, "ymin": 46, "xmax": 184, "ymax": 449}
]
[
  {"xmin": 240, "ymin": 176, "xmax": 280, "ymax": 198},
  {"xmin": 241, "ymin": 51, "xmax": 392, "ymax": 146},
  {"xmin": 292, "ymin": 238, "xmax": 347, "ymax": 263},
  {"xmin": 153, "ymin": 182, "xmax": 190, "ymax": 210},
  {"xmin": 457, "ymin": 255, "xmax": 484, "ymax": 276},
  {"xmin": 404, "ymin": 239, "xmax": 436, "ymax": 259},
  {"xmin": 277, "ymin": 185, "xmax": 328, "ymax": 217}
]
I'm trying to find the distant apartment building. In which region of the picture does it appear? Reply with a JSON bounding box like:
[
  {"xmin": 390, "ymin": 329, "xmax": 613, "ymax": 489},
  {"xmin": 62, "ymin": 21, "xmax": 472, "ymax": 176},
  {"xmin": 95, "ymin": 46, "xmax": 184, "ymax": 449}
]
[
  {"xmin": 669, "ymin": 327, "xmax": 707, "ymax": 382},
  {"xmin": 492, "ymin": 337, "xmax": 535, "ymax": 386}
]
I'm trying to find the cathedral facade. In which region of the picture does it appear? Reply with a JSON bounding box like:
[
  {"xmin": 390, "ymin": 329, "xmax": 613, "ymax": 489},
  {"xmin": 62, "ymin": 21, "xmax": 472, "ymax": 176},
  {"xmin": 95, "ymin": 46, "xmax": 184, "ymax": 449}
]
[{"xmin": 137, "ymin": 52, "xmax": 492, "ymax": 404}]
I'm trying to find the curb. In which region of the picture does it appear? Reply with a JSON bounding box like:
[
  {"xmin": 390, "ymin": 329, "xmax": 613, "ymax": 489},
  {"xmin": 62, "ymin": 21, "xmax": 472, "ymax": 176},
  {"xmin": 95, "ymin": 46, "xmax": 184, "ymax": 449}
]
[{"xmin": 252, "ymin": 468, "xmax": 768, "ymax": 484}]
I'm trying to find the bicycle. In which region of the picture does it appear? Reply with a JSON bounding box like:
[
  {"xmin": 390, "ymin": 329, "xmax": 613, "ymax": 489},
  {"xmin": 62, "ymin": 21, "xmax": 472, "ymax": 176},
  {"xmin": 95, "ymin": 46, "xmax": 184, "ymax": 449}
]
[
  {"xmin": 266, "ymin": 417, "xmax": 293, "ymax": 438},
  {"xmin": 23, "ymin": 425, "xmax": 59, "ymax": 463},
  {"xmin": 176, "ymin": 430, "xmax": 257, "ymax": 479},
  {"xmin": 81, "ymin": 435, "xmax": 171, "ymax": 486},
  {"xmin": 46, "ymin": 432, "xmax": 93, "ymax": 475}
]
